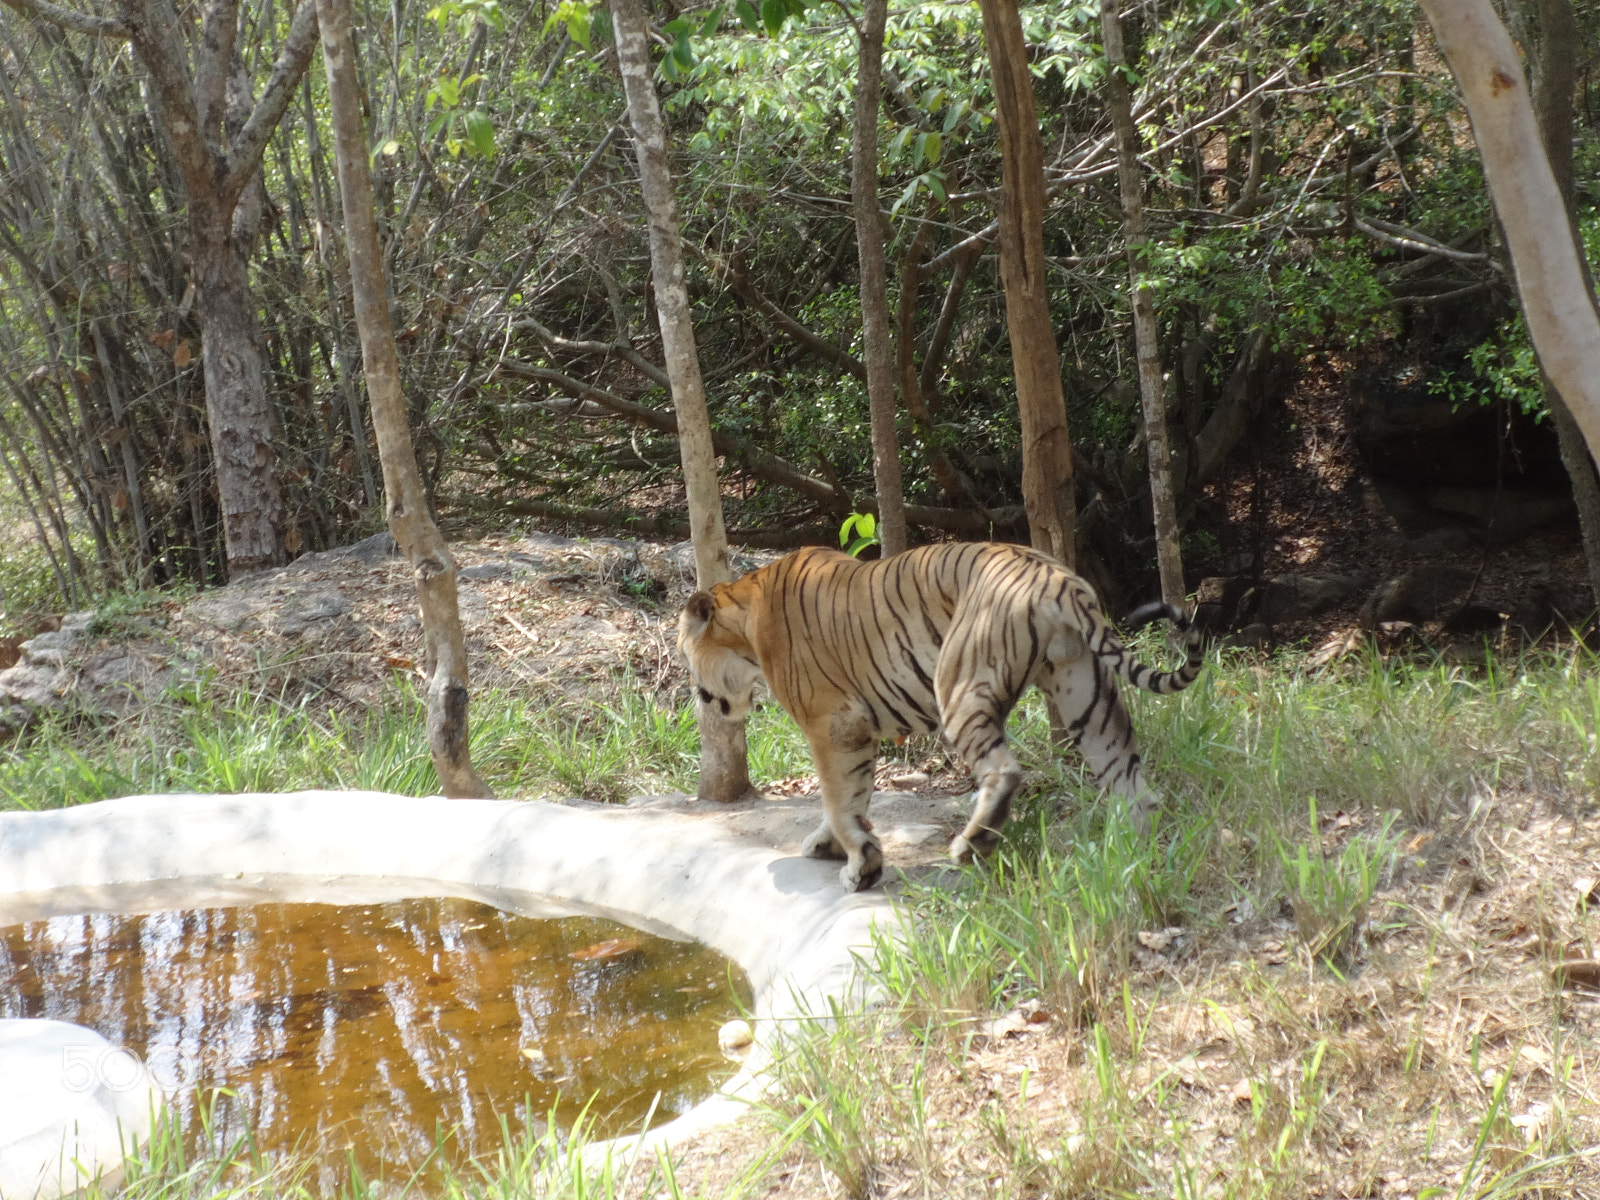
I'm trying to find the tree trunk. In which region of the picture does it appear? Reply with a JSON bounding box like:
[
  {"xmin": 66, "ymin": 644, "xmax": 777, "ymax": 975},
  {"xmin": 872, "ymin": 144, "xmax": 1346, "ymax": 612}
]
[
  {"xmin": 977, "ymin": 0, "xmax": 1075, "ymax": 567},
  {"xmin": 852, "ymin": 0, "xmax": 907, "ymax": 557},
  {"xmin": 1417, "ymin": 0, "xmax": 1600, "ymax": 462},
  {"xmin": 316, "ymin": 0, "xmax": 491, "ymax": 799},
  {"xmin": 610, "ymin": 0, "xmax": 756, "ymax": 803},
  {"xmin": 14, "ymin": 0, "xmax": 321, "ymax": 579},
  {"xmin": 192, "ymin": 217, "xmax": 286, "ymax": 575},
  {"xmin": 1524, "ymin": 0, "xmax": 1600, "ymax": 607},
  {"xmin": 1101, "ymin": 0, "xmax": 1183, "ymax": 604}
]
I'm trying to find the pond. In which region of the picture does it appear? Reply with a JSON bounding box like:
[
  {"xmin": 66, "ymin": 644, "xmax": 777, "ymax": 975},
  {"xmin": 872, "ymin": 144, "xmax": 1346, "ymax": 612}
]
[{"xmin": 0, "ymin": 891, "xmax": 750, "ymax": 1190}]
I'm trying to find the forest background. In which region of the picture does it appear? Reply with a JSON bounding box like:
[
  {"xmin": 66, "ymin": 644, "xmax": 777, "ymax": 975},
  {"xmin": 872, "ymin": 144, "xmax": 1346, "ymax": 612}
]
[{"xmin": 2, "ymin": 0, "xmax": 1598, "ymax": 629}]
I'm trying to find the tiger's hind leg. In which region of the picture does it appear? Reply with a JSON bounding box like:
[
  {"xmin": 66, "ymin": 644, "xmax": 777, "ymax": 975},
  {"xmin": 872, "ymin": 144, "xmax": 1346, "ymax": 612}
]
[
  {"xmin": 940, "ymin": 687, "xmax": 1024, "ymax": 865},
  {"xmin": 1040, "ymin": 653, "xmax": 1159, "ymax": 832},
  {"xmin": 803, "ymin": 711, "xmax": 885, "ymax": 891}
]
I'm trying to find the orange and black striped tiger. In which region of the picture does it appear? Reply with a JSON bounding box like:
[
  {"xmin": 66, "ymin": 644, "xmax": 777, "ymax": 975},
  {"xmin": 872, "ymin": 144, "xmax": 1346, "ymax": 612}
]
[{"xmin": 678, "ymin": 542, "xmax": 1203, "ymax": 891}]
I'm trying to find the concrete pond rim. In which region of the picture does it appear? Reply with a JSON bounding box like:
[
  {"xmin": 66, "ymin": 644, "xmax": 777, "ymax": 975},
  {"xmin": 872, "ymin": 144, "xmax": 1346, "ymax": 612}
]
[{"xmin": 0, "ymin": 790, "xmax": 895, "ymax": 1197}]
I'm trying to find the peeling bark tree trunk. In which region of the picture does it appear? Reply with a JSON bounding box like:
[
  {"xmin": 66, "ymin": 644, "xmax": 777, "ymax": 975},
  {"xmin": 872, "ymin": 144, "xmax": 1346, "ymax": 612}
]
[
  {"xmin": 316, "ymin": 0, "xmax": 491, "ymax": 799},
  {"xmin": 1102, "ymin": 0, "xmax": 1183, "ymax": 604},
  {"xmin": 13, "ymin": 0, "xmax": 321, "ymax": 577},
  {"xmin": 610, "ymin": 0, "xmax": 756, "ymax": 802},
  {"xmin": 1525, "ymin": 0, "xmax": 1600, "ymax": 607},
  {"xmin": 1417, "ymin": 0, "xmax": 1600, "ymax": 462},
  {"xmin": 977, "ymin": 0, "xmax": 1075, "ymax": 567},
  {"xmin": 852, "ymin": 0, "xmax": 907, "ymax": 557}
]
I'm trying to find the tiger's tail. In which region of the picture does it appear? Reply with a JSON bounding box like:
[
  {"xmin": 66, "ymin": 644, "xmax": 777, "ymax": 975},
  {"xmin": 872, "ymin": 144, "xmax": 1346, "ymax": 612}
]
[{"xmin": 1091, "ymin": 601, "xmax": 1205, "ymax": 696}]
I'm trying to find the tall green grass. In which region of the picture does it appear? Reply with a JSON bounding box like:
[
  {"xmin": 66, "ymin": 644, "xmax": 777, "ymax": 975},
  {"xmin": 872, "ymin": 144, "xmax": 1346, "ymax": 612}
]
[
  {"xmin": 0, "ymin": 679, "xmax": 818, "ymax": 812},
  {"xmin": 876, "ymin": 639, "xmax": 1598, "ymax": 1031}
]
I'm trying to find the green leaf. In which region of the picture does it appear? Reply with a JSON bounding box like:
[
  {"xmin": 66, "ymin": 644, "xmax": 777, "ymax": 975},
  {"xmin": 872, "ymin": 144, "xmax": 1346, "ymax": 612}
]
[
  {"xmin": 465, "ymin": 108, "xmax": 495, "ymax": 158},
  {"xmin": 379, "ymin": 139, "xmax": 400, "ymax": 156},
  {"xmin": 923, "ymin": 130, "xmax": 941, "ymax": 164},
  {"xmin": 698, "ymin": 6, "xmax": 722, "ymax": 35},
  {"xmin": 546, "ymin": 0, "xmax": 593, "ymax": 47},
  {"xmin": 760, "ymin": 0, "xmax": 785, "ymax": 37},
  {"xmin": 892, "ymin": 175, "xmax": 921, "ymax": 216},
  {"xmin": 662, "ymin": 16, "xmax": 693, "ymax": 36},
  {"xmin": 925, "ymin": 170, "xmax": 946, "ymax": 203},
  {"xmin": 672, "ymin": 30, "xmax": 695, "ymax": 68},
  {"xmin": 733, "ymin": 0, "xmax": 759, "ymax": 32}
]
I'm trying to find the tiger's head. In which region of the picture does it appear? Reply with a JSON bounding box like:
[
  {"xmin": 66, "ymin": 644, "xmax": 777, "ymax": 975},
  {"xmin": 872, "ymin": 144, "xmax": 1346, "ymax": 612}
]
[{"xmin": 678, "ymin": 589, "xmax": 763, "ymax": 720}]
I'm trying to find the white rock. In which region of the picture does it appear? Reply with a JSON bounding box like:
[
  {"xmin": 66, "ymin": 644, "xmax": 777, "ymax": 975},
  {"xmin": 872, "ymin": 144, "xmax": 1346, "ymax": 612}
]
[
  {"xmin": 718, "ymin": 1020, "xmax": 754, "ymax": 1055},
  {"xmin": 0, "ymin": 1019, "xmax": 163, "ymax": 1200}
]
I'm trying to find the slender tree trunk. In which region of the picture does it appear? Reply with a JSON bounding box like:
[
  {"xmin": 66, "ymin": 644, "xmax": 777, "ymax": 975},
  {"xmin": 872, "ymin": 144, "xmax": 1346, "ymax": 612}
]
[
  {"xmin": 316, "ymin": 0, "xmax": 491, "ymax": 799},
  {"xmin": 1101, "ymin": 0, "xmax": 1183, "ymax": 604},
  {"xmin": 610, "ymin": 0, "xmax": 756, "ymax": 803},
  {"xmin": 1417, "ymin": 0, "xmax": 1600, "ymax": 461},
  {"xmin": 852, "ymin": 0, "xmax": 907, "ymax": 557},
  {"xmin": 1524, "ymin": 0, "xmax": 1600, "ymax": 607},
  {"xmin": 977, "ymin": 0, "xmax": 1075, "ymax": 567}
]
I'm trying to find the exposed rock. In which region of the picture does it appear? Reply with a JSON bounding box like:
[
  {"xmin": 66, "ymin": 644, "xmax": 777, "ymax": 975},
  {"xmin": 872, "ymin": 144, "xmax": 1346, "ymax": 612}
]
[
  {"xmin": 1252, "ymin": 574, "xmax": 1365, "ymax": 625},
  {"xmin": 459, "ymin": 561, "xmax": 512, "ymax": 581},
  {"xmin": 0, "ymin": 613, "xmax": 93, "ymax": 719},
  {"xmin": 0, "ymin": 612, "xmax": 189, "ymax": 730},
  {"xmin": 1349, "ymin": 366, "xmax": 1565, "ymax": 491},
  {"xmin": 290, "ymin": 530, "xmax": 398, "ymax": 568},
  {"xmin": 1227, "ymin": 623, "xmax": 1275, "ymax": 651},
  {"xmin": 186, "ymin": 591, "xmax": 270, "ymax": 633},
  {"xmin": 274, "ymin": 589, "xmax": 351, "ymax": 636},
  {"xmin": 1359, "ymin": 566, "xmax": 1476, "ymax": 629},
  {"xmin": 76, "ymin": 646, "xmax": 183, "ymax": 716},
  {"xmin": 1194, "ymin": 573, "xmax": 1363, "ymax": 631},
  {"xmin": 1193, "ymin": 575, "xmax": 1255, "ymax": 633}
]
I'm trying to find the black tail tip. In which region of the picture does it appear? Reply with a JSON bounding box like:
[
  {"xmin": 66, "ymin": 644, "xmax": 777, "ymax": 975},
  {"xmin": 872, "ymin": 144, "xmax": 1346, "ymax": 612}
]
[{"xmin": 1124, "ymin": 601, "xmax": 1190, "ymax": 632}]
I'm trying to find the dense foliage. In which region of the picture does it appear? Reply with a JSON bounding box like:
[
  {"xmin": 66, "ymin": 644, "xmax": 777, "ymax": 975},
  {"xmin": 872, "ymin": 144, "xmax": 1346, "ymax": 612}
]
[{"xmin": 0, "ymin": 0, "xmax": 1595, "ymax": 612}]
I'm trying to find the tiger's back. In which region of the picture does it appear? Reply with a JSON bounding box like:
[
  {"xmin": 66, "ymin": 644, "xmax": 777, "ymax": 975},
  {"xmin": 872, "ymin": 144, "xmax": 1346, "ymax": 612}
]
[{"xmin": 678, "ymin": 541, "xmax": 1202, "ymax": 890}]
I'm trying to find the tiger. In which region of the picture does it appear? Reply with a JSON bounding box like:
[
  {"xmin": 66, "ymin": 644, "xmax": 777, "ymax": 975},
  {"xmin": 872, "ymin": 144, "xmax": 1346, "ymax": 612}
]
[{"xmin": 677, "ymin": 541, "xmax": 1204, "ymax": 891}]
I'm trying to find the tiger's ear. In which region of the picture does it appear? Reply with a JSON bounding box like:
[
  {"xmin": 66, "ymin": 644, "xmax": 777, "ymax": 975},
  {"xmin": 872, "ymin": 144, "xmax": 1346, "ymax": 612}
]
[{"xmin": 682, "ymin": 591, "xmax": 716, "ymax": 633}]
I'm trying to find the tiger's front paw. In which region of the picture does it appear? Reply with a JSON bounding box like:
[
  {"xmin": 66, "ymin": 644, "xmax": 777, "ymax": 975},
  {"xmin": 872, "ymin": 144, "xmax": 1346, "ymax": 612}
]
[
  {"xmin": 801, "ymin": 822, "xmax": 847, "ymax": 861},
  {"xmin": 839, "ymin": 839, "xmax": 884, "ymax": 892}
]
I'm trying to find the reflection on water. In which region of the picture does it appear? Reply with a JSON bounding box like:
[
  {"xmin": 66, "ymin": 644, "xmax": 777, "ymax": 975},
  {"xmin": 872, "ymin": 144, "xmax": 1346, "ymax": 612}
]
[{"xmin": 0, "ymin": 896, "xmax": 748, "ymax": 1189}]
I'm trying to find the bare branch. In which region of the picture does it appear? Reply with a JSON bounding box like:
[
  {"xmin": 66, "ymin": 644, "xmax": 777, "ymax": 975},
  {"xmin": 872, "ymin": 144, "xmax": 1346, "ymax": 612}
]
[
  {"xmin": 195, "ymin": 0, "xmax": 241, "ymax": 146},
  {"xmin": 222, "ymin": 0, "xmax": 318, "ymax": 207},
  {"xmin": 3, "ymin": 0, "xmax": 129, "ymax": 39},
  {"xmin": 495, "ymin": 359, "xmax": 847, "ymax": 509},
  {"xmin": 1354, "ymin": 215, "xmax": 1498, "ymax": 265},
  {"xmin": 511, "ymin": 315, "xmax": 672, "ymax": 390}
]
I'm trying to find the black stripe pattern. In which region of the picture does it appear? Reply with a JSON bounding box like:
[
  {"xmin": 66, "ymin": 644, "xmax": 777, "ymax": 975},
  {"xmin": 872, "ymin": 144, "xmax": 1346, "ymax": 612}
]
[{"xmin": 677, "ymin": 542, "xmax": 1205, "ymax": 891}]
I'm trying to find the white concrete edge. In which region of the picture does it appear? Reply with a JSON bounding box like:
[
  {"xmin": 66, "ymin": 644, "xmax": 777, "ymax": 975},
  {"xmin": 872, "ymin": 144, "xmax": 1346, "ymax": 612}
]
[{"xmin": 0, "ymin": 791, "xmax": 896, "ymax": 1187}]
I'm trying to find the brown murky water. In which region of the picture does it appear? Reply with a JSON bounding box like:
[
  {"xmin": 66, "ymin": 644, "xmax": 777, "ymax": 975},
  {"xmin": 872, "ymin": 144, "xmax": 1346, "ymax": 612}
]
[{"xmin": 0, "ymin": 894, "xmax": 749, "ymax": 1188}]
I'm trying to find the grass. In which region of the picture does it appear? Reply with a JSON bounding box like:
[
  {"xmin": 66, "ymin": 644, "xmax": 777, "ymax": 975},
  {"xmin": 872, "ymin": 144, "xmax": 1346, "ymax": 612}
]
[
  {"xmin": 6, "ymin": 626, "xmax": 1600, "ymax": 1197},
  {"xmin": 0, "ymin": 679, "xmax": 814, "ymax": 811}
]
